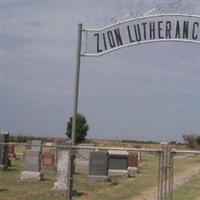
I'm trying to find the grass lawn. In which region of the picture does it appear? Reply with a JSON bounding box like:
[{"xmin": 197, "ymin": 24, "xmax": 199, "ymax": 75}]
[
  {"xmin": 74, "ymin": 156, "xmax": 158, "ymax": 200},
  {"xmin": 0, "ymin": 156, "xmax": 159, "ymax": 200},
  {"xmin": 173, "ymin": 166, "xmax": 200, "ymax": 200},
  {"xmin": 0, "ymin": 159, "xmax": 65, "ymax": 200},
  {"xmin": 0, "ymin": 154, "xmax": 200, "ymax": 200}
]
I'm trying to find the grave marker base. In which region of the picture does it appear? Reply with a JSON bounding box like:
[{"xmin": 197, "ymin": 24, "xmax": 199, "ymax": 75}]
[
  {"xmin": 108, "ymin": 169, "xmax": 128, "ymax": 177},
  {"xmin": 108, "ymin": 168, "xmax": 138, "ymax": 177},
  {"xmin": 86, "ymin": 175, "xmax": 110, "ymax": 183},
  {"xmin": 20, "ymin": 171, "xmax": 43, "ymax": 181},
  {"xmin": 127, "ymin": 167, "xmax": 138, "ymax": 177},
  {"xmin": 52, "ymin": 181, "xmax": 69, "ymax": 193}
]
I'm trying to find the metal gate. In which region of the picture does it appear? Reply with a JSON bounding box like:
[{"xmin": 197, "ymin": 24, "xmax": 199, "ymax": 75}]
[{"xmin": 158, "ymin": 146, "xmax": 174, "ymax": 200}]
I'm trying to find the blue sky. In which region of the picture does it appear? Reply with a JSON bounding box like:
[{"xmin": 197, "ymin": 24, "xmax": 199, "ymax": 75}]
[{"xmin": 1, "ymin": 0, "xmax": 200, "ymax": 141}]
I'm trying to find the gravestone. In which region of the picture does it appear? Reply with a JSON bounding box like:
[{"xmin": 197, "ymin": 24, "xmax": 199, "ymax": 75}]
[
  {"xmin": 86, "ymin": 151, "xmax": 110, "ymax": 182},
  {"xmin": 42, "ymin": 152, "xmax": 55, "ymax": 169},
  {"xmin": 20, "ymin": 150, "xmax": 43, "ymax": 181},
  {"xmin": 26, "ymin": 140, "xmax": 32, "ymax": 150},
  {"xmin": 77, "ymin": 143, "xmax": 95, "ymax": 160},
  {"xmin": 8, "ymin": 144, "xmax": 16, "ymax": 159},
  {"xmin": 108, "ymin": 150, "xmax": 129, "ymax": 177},
  {"xmin": 127, "ymin": 151, "xmax": 138, "ymax": 176},
  {"xmin": 108, "ymin": 151, "xmax": 128, "ymax": 170},
  {"xmin": 52, "ymin": 147, "xmax": 70, "ymax": 193},
  {"xmin": 133, "ymin": 145, "xmax": 142, "ymax": 161},
  {"xmin": 31, "ymin": 140, "xmax": 42, "ymax": 152},
  {"xmin": 109, "ymin": 155, "xmax": 128, "ymax": 169},
  {"xmin": 128, "ymin": 152, "xmax": 138, "ymax": 167},
  {"xmin": 0, "ymin": 132, "xmax": 9, "ymax": 170},
  {"xmin": 75, "ymin": 143, "xmax": 95, "ymax": 172},
  {"xmin": 25, "ymin": 140, "xmax": 42, "ymax": 151}
]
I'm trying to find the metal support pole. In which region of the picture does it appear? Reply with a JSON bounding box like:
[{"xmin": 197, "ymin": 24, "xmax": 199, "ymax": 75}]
[
  {"xmin": 72, "ymin": 23, "xmax": 83, "ymax": 146},
  {"xmin": 67, "ymin": 23, "xmax": 82, "ymax": 200}
]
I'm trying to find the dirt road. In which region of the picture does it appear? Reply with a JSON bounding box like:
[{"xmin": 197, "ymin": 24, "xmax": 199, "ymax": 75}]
[{"xmin": 131, "ymin": 162, "xmax": 200, "ymax": 200}]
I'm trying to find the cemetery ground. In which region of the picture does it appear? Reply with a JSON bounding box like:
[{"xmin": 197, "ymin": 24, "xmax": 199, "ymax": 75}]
[{"xmin": 0, "ymin": 148, "xmax": 200, "ymax": 200}]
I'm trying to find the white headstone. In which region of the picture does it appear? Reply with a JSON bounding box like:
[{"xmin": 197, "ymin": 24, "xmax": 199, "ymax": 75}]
[{"xmin": 52, "ymin": 148, "xmax": 70, "ymax": 193}]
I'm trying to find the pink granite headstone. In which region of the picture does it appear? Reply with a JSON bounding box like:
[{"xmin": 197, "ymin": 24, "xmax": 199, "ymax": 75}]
[{"xmin": 42, "ymin": 152, "xmax": 54, "ymax": 169}]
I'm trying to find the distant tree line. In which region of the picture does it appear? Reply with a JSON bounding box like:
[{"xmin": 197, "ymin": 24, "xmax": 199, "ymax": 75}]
[
  {"xmin": 122, "ymin": 139, "xmax": 159, "ymax": 144},
  {"xmin": 183, "ymin": 133, "xmax": 200, "ymax": 149},
  {"xmin": 122, "ymin": 140, "xmax": 181, "ymax": 145},
  {"xmin": 9, "ymin": 135, "xmax": 58, "ymax": 143}
]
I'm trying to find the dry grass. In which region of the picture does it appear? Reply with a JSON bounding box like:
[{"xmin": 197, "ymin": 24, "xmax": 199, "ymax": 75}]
[
  {"xmin": 1, "ymin": 153, "xmax": 200, "ymax": 200},
  {"xmin": 173, "ymin": 169, "xmax": 200, "ymax": 200}
]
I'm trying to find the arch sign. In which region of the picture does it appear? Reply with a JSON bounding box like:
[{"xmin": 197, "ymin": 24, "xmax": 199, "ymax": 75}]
[
  {"xmin": 83, "ymin": 14, "xmax": 200, "ymax": 56},
  {"xmin": 71, "ymin": 2, "xmax": 200, "ymax": 146}
]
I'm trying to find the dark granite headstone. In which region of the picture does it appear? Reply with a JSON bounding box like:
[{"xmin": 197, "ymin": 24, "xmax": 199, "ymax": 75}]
[
  {"xmin": 89, "ymin": 151, "xmax": 108, "ymax": 176},
  {"xmin": 109, "ymin": 154, "xmax": 128, "ymax": 170},
  {"xmin": 0, "ymin": 133, "xmax": 9, "ymax": 170},
  {"xmin": 128, "ymin": 152, "xmax": 138, "ymax": 167},
  {"xmin": 24, "ymin": 150, "xmax": 41, "ymax": 172}
]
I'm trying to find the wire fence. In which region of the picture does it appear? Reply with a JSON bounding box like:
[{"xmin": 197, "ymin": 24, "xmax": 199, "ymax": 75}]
[{"xmin": 0, "ymin": 142, "xmax": 200, "ymax": 200}]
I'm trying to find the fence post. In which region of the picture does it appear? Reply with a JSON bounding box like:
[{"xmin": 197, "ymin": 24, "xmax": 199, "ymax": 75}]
[
  {"xmin": 157, "ymin": 151, "xmax": 161, "ymax": 200},
  {"xmin": 67, "ymin": 145, "xmax": 75, "ymax": 200},
  {"xmin": 158, "ymin": 146, "xmax": 174, "ymax": 200}
]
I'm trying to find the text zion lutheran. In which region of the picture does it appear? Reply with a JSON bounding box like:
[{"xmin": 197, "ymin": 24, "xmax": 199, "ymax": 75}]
[{"xmin": 94, "ymin": 20, "xmax": 199, "ymax": 53}]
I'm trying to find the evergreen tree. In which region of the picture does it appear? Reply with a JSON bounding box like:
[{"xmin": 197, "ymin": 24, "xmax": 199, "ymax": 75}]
[{"xmin": 66, "ymin": 113, "xmax": 89, "ymax": 143}]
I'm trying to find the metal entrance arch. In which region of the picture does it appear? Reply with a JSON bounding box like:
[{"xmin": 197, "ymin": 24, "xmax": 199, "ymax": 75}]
[{"xmin": 69, "ymin": 2, "xmax": 200, "ymax": 200}]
